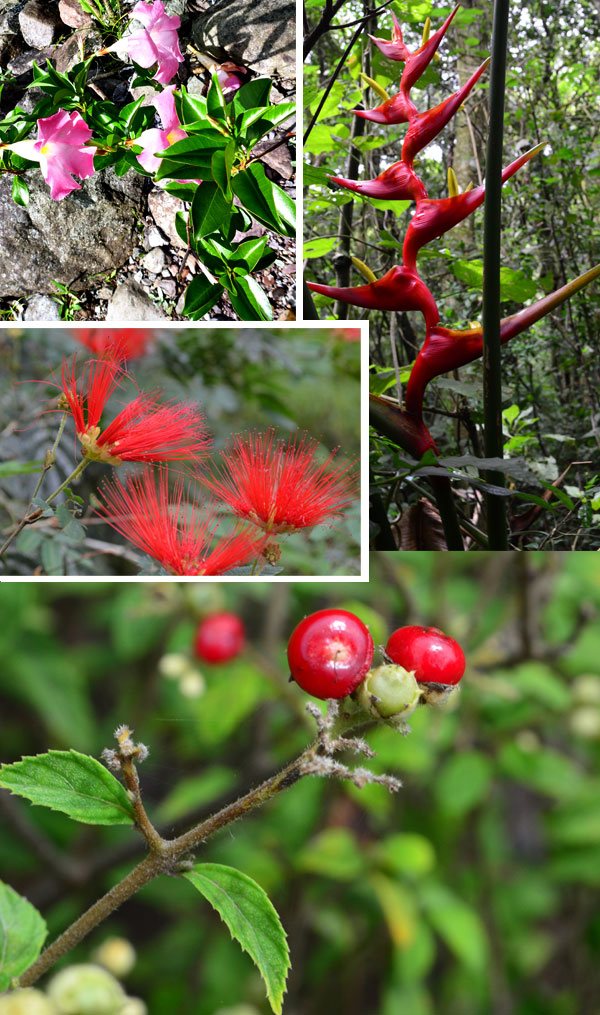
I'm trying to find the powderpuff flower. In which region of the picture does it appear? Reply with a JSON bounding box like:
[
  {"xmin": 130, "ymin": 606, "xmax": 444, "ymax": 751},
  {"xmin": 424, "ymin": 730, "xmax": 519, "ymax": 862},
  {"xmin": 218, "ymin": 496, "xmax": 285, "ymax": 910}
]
[
  {"xmin": 205, "ymin": 431, "xmax": 357, "ymax": 535},
  {"xmin": 96, "ymin": 469, "xmax": 264, "ymax": 576},
  {"xmin": 135, "ymin": 86, "xmax": 187, "ymax": 173},
  {"xmin": 70, "ymin": 329, "xmax": 153, "ymax": 361},
  {"xmin": 5, "ymin": 110, "xmax": 95, "ymax": 201},
  {"xmin": 111, "ymin": 1, "xmax": 184, "ymax": 85},
  {"xmin": 60, "ymin": 356, "xmax": 209, "ymax": 465}
]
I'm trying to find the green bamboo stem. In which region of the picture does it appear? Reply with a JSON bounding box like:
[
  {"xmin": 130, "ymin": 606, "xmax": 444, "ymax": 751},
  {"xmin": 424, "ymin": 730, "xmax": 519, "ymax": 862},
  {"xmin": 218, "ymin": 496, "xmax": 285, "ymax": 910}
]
[{"xmin": 482, "ymin": 0, "xmax": 510, "ymax": 550}]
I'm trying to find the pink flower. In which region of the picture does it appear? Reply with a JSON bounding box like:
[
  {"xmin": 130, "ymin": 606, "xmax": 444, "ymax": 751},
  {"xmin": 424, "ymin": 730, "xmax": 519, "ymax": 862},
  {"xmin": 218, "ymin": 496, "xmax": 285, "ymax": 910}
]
[
  {"xmin": 136, "ymin": 86, "xmax": 187, "ymax": 173},
  {"xmin": 216, "ymin": 62, "xmax": 245, "ymax": 96},
  {"xmin": 7, "ymin": 110, "xmax": 95, "ymax": 201},
  {"xmin": 117, "ymin": 1, "xmax": 184, "ymax": 85}
]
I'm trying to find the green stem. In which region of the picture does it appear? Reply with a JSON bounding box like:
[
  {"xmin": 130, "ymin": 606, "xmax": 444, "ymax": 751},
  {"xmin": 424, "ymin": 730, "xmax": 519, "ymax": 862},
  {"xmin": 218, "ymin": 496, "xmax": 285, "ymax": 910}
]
[
  {"xmin": 0, "ymin": 413, "xmax": 69, "ymax": 558},
  {"xmin": 482, "ymin": 0, "xmax": 510, "ymax": 550},
  {"xmin": 45, "ymin": 457, "xmax": 90, "ymax": 506}
]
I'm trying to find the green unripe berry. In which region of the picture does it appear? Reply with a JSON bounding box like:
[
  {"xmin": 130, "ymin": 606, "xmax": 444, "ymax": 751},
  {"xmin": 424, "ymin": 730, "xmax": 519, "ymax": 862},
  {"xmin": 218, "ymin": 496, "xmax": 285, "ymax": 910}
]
[
  {"xmin": 357, "ymin": 664, "xmax": 421, "ymax": 723},
  {"xmin": 47, "ymin": 964, "xmax": 127, "ymax": 1015},
  {"xmin": 0, "ymin": 990, "xmax": 55, "ymax": 1015}
]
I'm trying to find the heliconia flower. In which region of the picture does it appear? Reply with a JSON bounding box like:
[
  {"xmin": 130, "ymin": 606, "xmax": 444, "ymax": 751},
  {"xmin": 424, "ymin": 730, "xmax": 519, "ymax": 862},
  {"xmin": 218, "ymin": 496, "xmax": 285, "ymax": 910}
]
[
  {"xmin": 5, "ymin": 110, "xmax": 95, "ymax": 201},
  {"xmin": 308, "ymin": 266, "xmax": 440, "ymax": 329},
  {"xmin": 330, "ymin": 160, "xmax": 427, "ymax": 202},
  {"xmin": 205, "ymin": 431, "xmax": 357, "ymax": 534},
  {"xmin": 111, "ymin": 1, "xmax": 183, "ymax": 85},
  {"xmin": 353, "ymin": 88, "xmax": 416, "ymax": 125},
  {"xmin": 368, "ymin": 13, "xmax": 411, "ymax": 62},
  {"xmin": 70, "ymin": 329, "xmax": 153, "ymax": 360},
  {"xmin": 399, "ymin": 6, "xmax": 460, "ymax": 94},
  {"xmin": 96, "ymin": 469, "xmax": 264, "ymax": 576},
  {"xmin": 404, "ymin": 265, "xmax": 600, "ymax": 418},
  {"xmin": 403, "ymin": 143, "xmax": 546, "ymax": 270},
  {"xmin": 60, "ymin": 356, "xmax": 209, "ymax": 465},
  {"xmin": 135, "ymin": 85, "xmax": 187, "ymax": 173},
  {"xmin": 359, "ymin": 7, "xmax": 460, "ymax": 124},
  {"xmin": 402, "ymin": 58, "xmax": 490, "ymax": 164}
]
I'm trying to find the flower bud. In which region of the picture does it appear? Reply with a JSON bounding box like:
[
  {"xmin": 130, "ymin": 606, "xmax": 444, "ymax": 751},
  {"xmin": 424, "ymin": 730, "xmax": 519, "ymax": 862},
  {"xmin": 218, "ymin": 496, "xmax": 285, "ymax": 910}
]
[
  {"xmin": 92, "ymin": 937, "xmax": 136, "ymax": 978},
  {"xmin": 0, "ymin": 990, "xmax": 55, "ymax": 1015},
  {"xmin": 356, "ymin": 664, "xmax": 421, "ymax": 724},
  {"xmin": 47, "ymin": 964, "xmax": 127, "ymax": 1015}
]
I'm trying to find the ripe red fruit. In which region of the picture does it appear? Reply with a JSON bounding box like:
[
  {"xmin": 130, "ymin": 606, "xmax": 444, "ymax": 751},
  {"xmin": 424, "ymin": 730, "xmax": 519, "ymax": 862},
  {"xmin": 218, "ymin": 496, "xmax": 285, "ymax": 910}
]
[
  {"xmin": 194, "ymin": 612, "xmax": 245, "ymax": 664},
  {"xmin": 385, "ymin": 625, "xmax": 465, "ymax": 685},
  {"xmin": 287, "ymin": 609, "xmax": 374, "ymax": 699}
]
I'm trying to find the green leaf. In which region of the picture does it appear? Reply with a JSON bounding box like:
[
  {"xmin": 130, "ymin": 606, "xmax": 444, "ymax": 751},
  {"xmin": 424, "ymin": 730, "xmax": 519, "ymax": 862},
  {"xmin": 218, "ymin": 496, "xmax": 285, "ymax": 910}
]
[
  {"xmin": 450, "ymin": 258, "xmax": 538, "ymax": 301},
  {"xmin": 0, "ymin": 750, "xmax": 135, "ymax": 826},
  {"xmin": 232, "ymin": 78, "xmax": 272, "ymax": 114},
  {"xmin": 0, "ymin": 881, "xmax": 47, "ymax": 990},
  {"xmin": 296, "ymin": 828, "xmax": 365, "ymax": 881},
  {"xmin": 184, "ymin": 863, "xmax": 289, "ymax": 1015},
  {"xmin": 182, "ymin": 274, "xmax": 224, "ymax": 320},
  {"xmin": 154, "ymin": 134, "xmax": 227, "ymax": 181},
  {"xmin": 211, "ymin": 143, "xmax": 235, "ymax": 200},
  {"xmin": 422, "ymin": 883, "xmax": 488, "ymax": 972},
  {"xmin": 11, "ymin": 175, "xmax": 29, "ymax": 208},
  {"xmin": 231, "ymin": 163, "xmax": 295, "ymax": 238},
  {"xmin": 190, "ymin": 182, "xmax": 232, "ymax": 241},
  {"xmin": 0, "ymin": 459, "xmax": 41, "ymax": 477},
  {"xmin": 229, "ymin": 236, "xmax": 268, "ymax": 272},
  {"xmin": 435, "ymin": 752, "xmax": 493, "ymax": 817},
  {"xmin": 207, "ymin": 73, "xmax": 228, "ymax": 121},
  {"xmin": 304, "ymin": 236, "xmax": 336, "ymax": 259},
  {"xmin": 227, "ymin": 275, "xmax": 272, "ymax": 321}
]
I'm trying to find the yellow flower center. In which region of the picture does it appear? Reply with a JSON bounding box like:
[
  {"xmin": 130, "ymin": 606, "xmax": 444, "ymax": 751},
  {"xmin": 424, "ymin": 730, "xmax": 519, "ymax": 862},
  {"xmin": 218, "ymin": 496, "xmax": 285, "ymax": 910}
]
[{"xmin": 79, "ymin": 427, "xmax": 123, "ymax": 465}]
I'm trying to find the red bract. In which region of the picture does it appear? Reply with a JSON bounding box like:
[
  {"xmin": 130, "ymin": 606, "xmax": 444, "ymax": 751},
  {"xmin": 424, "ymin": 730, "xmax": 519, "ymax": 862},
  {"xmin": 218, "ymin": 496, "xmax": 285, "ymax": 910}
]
[
  {"xmin": 403, "ymin": 143, "xmax": 546, "ymax": 270},
  {"xmin": 60, "ymin": 356, "xmax": 209, "ymax": 464},
  {"xmin": 205, "ymin": 430, "xmax": 356, "ymax": 534},
  {"xmin": 404, "ymin": 264, "xmax": 600, "ymax": 419},
  {"xmin": 401, "ymin": 58, "xmax": 490, "ymax": 165},
  {"xmin": 308, "ymin": 266, "xmax": 440, "ymax": 329},
  {"xmin": 330, "ymin": 160, "xmax": 427, "ymax": 202},
  {"xmin": 96, "ymin": 469, "xmax": 263, "ymax": 576},
  {"xmin": 368, "ymin": 13, "xmax": 410, "ymax": 62},
  {"xmin": 71, "ymin": 329, "xmax": 153, "ymax": 360}
]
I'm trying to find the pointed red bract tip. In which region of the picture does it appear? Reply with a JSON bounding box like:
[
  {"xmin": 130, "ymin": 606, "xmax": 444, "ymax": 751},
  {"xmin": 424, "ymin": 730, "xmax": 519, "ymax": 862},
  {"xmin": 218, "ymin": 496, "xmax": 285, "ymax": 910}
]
[
  {"xmin": 331, "ymin": 161, "xmax": 427, "ymax": 202},
  {"xmin": 96, "ymin": 469, "xmax": 264, "ymax": 576},
  {"xmin": 205, "ymin": 430, "xmax": 357, "ymax": 534},
  {"xmin": 401, "ymin": 4, "xmax": 461, "ymax": 93},
  {"xmin": 308, "ymin": 266, "xmax": 440, "ymax": 329}
]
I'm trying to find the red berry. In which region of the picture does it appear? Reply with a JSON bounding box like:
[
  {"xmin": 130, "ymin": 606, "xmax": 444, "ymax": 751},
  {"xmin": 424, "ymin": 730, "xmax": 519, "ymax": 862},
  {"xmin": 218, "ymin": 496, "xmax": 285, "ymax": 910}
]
[
  {"xmin": 287, "ymin": 609, "xmax": 374, "ymax": 699},
  {"xmin": 194, "ymin": 612, "xmax": 245, "ymax": 664},
  {"xmin": 385, "ymin": 625, "xmax": 465, "ymax": 685}
]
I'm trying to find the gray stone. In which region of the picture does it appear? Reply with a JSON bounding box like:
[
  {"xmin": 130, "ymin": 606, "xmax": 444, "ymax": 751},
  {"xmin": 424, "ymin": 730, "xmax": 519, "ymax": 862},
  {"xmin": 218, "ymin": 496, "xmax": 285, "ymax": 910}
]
[
  {"xmin": 145, "ymin": 226, "xmax": 166, "ymax": 248},
  {"xmin": 54, "ymin": 28, "xmax": 97, "ymax": 74},
  {"xmin": 0, "ymin": 169, "xmax": 145, "ymax": 297},
  {"xmin": 0, "ymin": 0, "xmax": 26, "ymax": 61},
  {"xmin": 142, "ymin": 247, "xmax": 166, "ymax": 274},
  {"xmin": 58, "ymin": 0, "xmax": 91, "ymax": 29},
  {"xmin": 192, "ymin": 0, "xmax": 295, "ymax": 80},
  {"xmin": 106, "ymin": 281, "xmax": 168, "ymax": 321},
  {"xmin": 148, "ymin": 188, "xmax": 187, "ymax": 249},
  {"xmin": 23, "ymin": 293, "xmax": 60, "ymax": 320},
  {"xmin": 156, "ymin": 277, "xmax": 176, "ymax": 298},
  {"xmin": 19, "ymin": 0, "xmax": 60, "ymax": 49}
]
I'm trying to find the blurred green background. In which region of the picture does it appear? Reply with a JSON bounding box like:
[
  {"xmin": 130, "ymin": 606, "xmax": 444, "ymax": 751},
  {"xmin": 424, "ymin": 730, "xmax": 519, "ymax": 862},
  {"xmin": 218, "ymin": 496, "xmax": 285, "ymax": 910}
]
[
  {"xmin": 1, "ymin": 554, "xmax": 600, "ymax": 1013},
  {"xmin": 0, "ymin": 328, "xmax": 361, "ymax": 576}
]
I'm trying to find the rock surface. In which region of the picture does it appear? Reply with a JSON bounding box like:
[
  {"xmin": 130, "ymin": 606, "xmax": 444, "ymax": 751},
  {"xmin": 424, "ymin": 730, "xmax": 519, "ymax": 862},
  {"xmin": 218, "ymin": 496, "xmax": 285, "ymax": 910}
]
[
  {"xmin": 105, "ymin": 281, "xmax": 168, "ymax": 321},
  {"xmin": 192, "ymin": 0, "xmax": 295, "ymax": 80},
  {"xmin": 18, "ymin": 0, "xmax": 60, "ymax": 49},
  {"xmin": 147, "ymin": 189, "xmax": 187, "ymax": 249},
  {"xmin": 0, "ymin": 170, "xmax": 146, "ymax": 297},
  {"xmin": 58, "ymin": 0, "xmax": 91, "ymax": 29},
  {"xmin": 23, "ymin": 293, "xmax": 60, "ymax": 320}
]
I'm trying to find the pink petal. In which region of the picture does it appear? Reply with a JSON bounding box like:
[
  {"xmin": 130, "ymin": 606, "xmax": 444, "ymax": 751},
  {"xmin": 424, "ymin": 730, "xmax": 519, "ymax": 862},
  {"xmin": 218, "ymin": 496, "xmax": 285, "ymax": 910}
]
[
  {"xmin": 135, "ymin": 127, "xmax": 169, "ymax": 172},
  {"xmin": 39, "ymin": 153, "xmax": 82, "ymax": 201},
  {"xmin": 153, "ymin": 85, "xmax": 179, "ymax": 131},
  {"xmin": 125, "ymin": 26, "xmax": 160, "ymax": 69}
]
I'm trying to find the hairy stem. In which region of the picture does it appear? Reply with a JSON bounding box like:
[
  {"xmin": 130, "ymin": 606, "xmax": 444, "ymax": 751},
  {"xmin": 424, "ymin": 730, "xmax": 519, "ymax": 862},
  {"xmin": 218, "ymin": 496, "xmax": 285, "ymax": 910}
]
[
  {"xmin": 482, "ymin": 0, "xmax": 510, "ymax": 549},
  {"xmin": 18, "ymin": 744, "xmax": 317, "ymax": 987}
]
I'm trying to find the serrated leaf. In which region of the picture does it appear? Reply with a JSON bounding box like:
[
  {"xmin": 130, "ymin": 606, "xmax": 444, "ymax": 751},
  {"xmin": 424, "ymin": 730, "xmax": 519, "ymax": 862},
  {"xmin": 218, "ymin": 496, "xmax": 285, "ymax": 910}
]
[
  {"xmin": 0, "ymin": 881, "xmax": 47, "ymax": 990},
  {"xmin": 184, "ymin": 863, "xmax": 289, "ymax": 1015},
  {"xmin": 0, "ymin": 750, "xmax": 135, "ymax": 826}
]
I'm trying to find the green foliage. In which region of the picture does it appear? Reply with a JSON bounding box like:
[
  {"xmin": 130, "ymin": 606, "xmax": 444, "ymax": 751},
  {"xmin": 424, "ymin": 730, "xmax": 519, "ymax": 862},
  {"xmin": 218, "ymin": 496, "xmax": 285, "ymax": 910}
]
[
  {"xmin": 184, "ymin": 863, "xmax": 290, "ymax": 1015},
  {"xmin": 0, "ymin": 881, "xmax": 47, "ymax": 990},
  {"xmin": 0, "ymin": 751, "xmax": 136, "ymax": 825}
]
